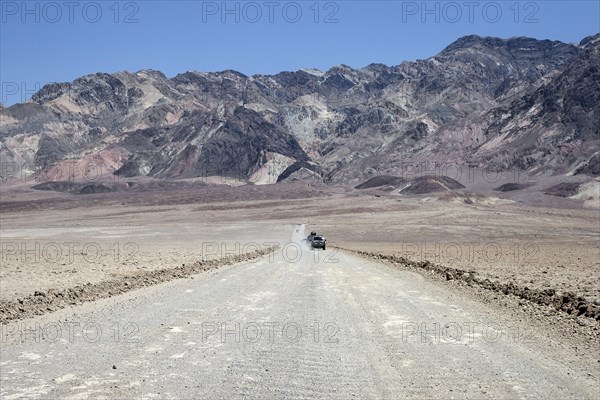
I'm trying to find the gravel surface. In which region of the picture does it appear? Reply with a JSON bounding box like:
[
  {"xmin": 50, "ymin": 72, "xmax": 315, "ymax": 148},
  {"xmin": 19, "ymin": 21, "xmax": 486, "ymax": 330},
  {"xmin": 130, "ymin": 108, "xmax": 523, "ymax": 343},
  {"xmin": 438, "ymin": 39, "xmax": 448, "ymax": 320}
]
[{"xmin": 1, "ymin": 230, "xmax": 597, "ymax": 399}]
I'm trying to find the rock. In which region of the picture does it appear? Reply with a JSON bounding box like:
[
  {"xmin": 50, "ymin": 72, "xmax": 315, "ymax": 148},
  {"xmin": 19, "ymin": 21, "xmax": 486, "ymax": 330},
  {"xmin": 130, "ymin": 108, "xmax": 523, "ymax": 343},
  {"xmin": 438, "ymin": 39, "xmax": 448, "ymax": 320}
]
[
  {"xmin": 576, "ymin": 318, "xmax": 594, "ymax": 327},
  {"xmin": 3, "ymin": 35, "xmax": 595, "ymax": 185}
]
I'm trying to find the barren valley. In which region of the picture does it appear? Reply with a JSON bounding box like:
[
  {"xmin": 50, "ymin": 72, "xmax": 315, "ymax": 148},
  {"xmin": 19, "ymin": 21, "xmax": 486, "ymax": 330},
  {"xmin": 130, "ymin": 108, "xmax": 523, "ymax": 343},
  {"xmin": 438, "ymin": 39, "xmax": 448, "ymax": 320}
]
[{"xmin": 1, "ymin": 179, "xmax": 599, "ymax": 398}]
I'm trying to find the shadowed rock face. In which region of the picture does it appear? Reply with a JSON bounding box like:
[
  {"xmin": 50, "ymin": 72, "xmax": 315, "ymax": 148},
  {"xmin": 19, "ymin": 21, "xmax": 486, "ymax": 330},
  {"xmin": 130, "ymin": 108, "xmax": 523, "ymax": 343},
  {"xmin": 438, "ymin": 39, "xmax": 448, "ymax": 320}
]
[
  {"xmin": 354, "ymin": 175, "xmax": 465, "ymax": 194},
  {"xmin": 399, "ymin": 176, "xmax": 465, "ymax": 195},
  {"xmin": 2, "ymin": 34, "xmax": 598, "ymax": 185},
  {"xmin": 494, "ymin": 182, "xmax": 536, "ymax": 192},
  {"xmin": 354, "ymin": 176, "xmax": 406, "ymax": 190},
  {"xmin": 468, "ymin": 35, "xmax": 600, "ymax": 174},
  {"xmin": 544, "ymin": 182, "xmax": 584, "ymax": 198}
]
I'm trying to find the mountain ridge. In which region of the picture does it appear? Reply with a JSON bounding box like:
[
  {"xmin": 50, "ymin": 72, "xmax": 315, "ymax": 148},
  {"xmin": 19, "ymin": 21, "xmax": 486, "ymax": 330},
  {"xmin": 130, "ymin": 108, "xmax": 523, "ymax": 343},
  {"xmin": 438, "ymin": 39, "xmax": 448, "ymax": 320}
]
[{"xmin": 1, "ymin": 33, "xmax": 598, "ymax": 186}]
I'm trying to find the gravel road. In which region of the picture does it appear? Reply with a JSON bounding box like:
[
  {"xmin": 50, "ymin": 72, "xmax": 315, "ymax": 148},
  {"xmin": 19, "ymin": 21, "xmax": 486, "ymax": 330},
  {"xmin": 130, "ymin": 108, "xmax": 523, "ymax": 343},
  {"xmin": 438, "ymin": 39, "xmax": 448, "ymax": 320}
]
[{"xmin": 1, "ymin": 228, "xmax": 597, "ymax": 399}]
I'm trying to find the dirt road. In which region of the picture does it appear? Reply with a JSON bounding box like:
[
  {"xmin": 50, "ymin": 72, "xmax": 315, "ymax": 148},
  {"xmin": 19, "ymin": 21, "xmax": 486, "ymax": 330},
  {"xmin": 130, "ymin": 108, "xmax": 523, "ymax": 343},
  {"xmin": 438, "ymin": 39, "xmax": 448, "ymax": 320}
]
[{"xmin": 1, "ymin": 227, "xmax": 597, "ymax": 399}]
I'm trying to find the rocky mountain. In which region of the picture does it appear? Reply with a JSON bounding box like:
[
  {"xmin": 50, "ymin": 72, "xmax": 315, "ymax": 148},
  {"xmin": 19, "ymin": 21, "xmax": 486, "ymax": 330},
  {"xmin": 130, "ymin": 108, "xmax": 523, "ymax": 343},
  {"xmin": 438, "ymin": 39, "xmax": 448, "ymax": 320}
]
[
  {"xmin": 1, "ymin": 34, "xmax": 598, "ymax": 186},
  {"xmin": 429, "ymin": 33, "xmax": 600, "ymax": 176}
]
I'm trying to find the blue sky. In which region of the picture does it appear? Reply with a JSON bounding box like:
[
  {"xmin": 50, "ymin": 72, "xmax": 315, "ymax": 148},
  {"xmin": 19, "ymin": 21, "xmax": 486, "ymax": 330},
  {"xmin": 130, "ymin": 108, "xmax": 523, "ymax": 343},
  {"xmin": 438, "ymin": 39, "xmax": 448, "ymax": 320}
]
[{"xmin": 1, "ymin": 0, "xmax": 599, "ymax": 105}]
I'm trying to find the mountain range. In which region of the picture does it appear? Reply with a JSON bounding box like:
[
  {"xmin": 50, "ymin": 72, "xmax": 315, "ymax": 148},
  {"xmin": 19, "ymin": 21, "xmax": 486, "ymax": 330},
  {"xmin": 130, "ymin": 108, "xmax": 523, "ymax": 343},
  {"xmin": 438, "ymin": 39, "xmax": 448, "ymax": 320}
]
[{"xmin": 1, "ymin": 33, "xmax": 599, "ymax": 187}]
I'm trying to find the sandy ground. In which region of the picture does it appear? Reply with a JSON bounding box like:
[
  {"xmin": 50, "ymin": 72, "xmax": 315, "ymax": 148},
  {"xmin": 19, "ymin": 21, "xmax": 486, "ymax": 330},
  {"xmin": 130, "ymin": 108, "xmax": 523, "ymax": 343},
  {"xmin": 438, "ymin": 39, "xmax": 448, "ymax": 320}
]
[
  {"xmin": 0, "ymin": 207, "xmax": 290, "ymax": 301},
  {"xmin": 1, "ymin": 184, "xmax": 598, "ymax": 305}
]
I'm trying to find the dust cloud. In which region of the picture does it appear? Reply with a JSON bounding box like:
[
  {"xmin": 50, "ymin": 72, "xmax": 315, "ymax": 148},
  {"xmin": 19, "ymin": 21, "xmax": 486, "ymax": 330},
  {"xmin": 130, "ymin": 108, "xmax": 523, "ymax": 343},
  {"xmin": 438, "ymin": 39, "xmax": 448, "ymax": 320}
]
[{"xmin": 291, "ymin": 224, "xmax": 311, "ymax": 250}]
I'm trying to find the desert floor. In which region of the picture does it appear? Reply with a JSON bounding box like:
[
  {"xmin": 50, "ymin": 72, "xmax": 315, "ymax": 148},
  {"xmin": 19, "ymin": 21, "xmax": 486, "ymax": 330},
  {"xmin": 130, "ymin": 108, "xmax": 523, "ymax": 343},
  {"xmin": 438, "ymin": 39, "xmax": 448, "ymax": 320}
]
[
  {"xmin": 1, "ymin": 182, "xmax": 598, "ymax": 304},
  {"xmin": 1, "ymin": 181, "xmax": 599, "ymax": 395}
]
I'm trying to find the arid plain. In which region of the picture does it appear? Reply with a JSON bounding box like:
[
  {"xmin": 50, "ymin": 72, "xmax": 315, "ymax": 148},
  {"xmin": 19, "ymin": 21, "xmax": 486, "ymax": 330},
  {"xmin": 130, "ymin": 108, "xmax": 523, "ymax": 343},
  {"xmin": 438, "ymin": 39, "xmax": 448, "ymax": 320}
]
[
  {"xmin": 1, "ymin": 177, "xmax": 599, "ymax": 397},
  {"xmin": 1, "ymin": 179, "xmax": 598, "ymax": 307}
]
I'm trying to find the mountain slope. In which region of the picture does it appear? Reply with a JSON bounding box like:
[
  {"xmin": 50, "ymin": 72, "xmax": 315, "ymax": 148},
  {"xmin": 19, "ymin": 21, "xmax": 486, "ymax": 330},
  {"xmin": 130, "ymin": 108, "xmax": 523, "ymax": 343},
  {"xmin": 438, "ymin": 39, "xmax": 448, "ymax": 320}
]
[
  {"xmin": 1, "ymin": 34, "xmax": 597, "ymax": 185},
  {"xmin": 428, "ymin": 34, "xmax": 600, "ymax": 175}
]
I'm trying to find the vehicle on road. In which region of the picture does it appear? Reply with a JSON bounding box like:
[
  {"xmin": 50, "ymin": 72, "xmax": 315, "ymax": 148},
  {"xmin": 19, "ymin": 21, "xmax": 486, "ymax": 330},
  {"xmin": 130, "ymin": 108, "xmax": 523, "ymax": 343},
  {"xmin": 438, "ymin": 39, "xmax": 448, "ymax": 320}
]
[{"xmin": 310, "ymin": 235, "xmax": 326, "ymax": 250}]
